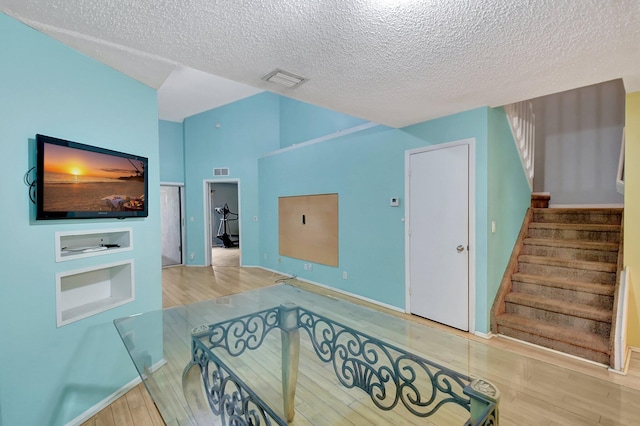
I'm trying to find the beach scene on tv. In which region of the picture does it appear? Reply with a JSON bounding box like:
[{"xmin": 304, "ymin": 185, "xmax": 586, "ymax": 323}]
[{"xmin": 43, "ymin": 143, "xmax": 145, "ymax": 212}]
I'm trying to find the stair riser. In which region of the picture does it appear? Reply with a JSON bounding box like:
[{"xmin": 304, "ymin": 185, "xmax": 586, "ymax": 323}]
[
  {"xmin": 496, "ymin": 325, "xmax": 610, "ymax": 365},
  {"xmin": 495, "ymin": 208, "xmax": 622, "ymax": 366},
  {"xmin": 527, "ymin": 228, "xmax": 620, "ymax": 242},
  {"xmin": 511, "ymin": 281, "xmax": 614, "ymax": 310},
  {"xmin": 505, "ymin": 303, "xmax": 611, "ymax": 336},
  {"xmin": 533, "ymin": 211, "xmax": 622, "ymax": 225},
  {"xmin": 518, "ymin": 263, "xmax": 616, "ymax": 284},
  {"xmin": 522, "ymin": 244, "xmax": 618, "ymax": 263}
]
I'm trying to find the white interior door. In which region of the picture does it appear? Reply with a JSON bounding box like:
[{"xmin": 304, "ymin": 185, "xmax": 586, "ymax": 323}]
[
  {"xmin": 408, "ymin": 143, "xmax": 469, "ymax": 330},
  {"xmin": 160, "ymin": 185, "xmax": 183, "ymax": 267}
]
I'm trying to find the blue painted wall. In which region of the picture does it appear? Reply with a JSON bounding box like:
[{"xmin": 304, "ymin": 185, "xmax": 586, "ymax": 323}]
[
  {"xmin": 259, "ymin": 126, "xmax": 407, "ymax": 306},
  {"xmin": 259, "ymin": 108, "xmax": 494, "ymax": 323},
  {"xmin": 181, "ymin": 94, "xmax": 528, "ymax": 333},
  {"xmin": 261, "ymin": 105, "xmax": 527, "ymax": 332},
  {"xmin": 159, "ymin": 120, "xmax": 185, "ymax": 183},
  {"xmin": 486, "ymin": 107, "xmax": 530, "ymax": 330},
  {"xmin": 0, "ymin": 13, "xmax": 161, "ymax": 425},
  {"xmin": 279, "ymin": 97, "xmax": 369, "ymax": 148},
  {"xmin": 183, "ymin": 92, "xmax": 280, "ymax": 266}
]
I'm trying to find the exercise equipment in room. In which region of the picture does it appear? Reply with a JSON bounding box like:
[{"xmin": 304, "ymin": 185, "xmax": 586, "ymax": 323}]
[{"xmin": 215, "ymin": 203, "xmax": 238, "ymax": 248}]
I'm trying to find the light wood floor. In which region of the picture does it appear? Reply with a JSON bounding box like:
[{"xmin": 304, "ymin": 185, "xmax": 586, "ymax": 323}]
[
  {"xmin": 82, "ymin": 265, "xmax": 640, "ymax": 425},
  {"xmin": 81, "ymin": 265, "xmax": 283, "ymax": 426},
  {"xmin": 211, "ymin": 246, "xmax": 240, "ymax": 267}
]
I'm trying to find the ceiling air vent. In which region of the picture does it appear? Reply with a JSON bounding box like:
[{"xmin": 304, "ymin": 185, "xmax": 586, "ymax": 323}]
[
  {"xmin": 262, "ymin": 69, "xmax": 308, "ymax": 88},
  {"xmin": 213, "ymin": 168, "xmax": 229, "ymax": 176}
]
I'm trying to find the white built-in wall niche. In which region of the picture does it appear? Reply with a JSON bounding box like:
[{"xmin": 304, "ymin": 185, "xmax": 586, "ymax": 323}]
[
  {"xmin": 56, "ymin": 259, "xmax": 135, "ymax": 327},
  {"xmin": 55, "ymin": 227, "xmax": 133, "ymax": 262}
]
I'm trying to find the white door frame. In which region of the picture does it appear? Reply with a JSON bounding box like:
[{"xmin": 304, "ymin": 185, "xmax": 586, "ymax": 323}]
[
  {"xmin": 160, "ymin": 182, "xmax": 185, "ymax": 266},
  {"xmin": 203, "ymin": 178, "xmax": 242, "ymax": 267},
  {"xmin": 404, "ymin": 138, "xmax": 476, "ymax": 333}
]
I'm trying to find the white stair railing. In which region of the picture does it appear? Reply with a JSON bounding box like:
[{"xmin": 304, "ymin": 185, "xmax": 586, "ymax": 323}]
[
  {"xmin": 505, "ymin": 101, "xmax": 535, "ymax": 191},
  {"xmin": 613, "ymin": 266, "xmax": 630, "ymax": 372},
  {"xmin": 616, "ymin": 128, "xmax": 625, "ymax": 195}
]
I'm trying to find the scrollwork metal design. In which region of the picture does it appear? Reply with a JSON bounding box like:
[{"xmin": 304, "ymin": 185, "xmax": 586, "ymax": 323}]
[
  {"xmin": 189, "ymin": 303, "xmax": 498, "ymax": 425},
  {"xmin": 193, "ymin": 307, "xmax": 280, "ymax": 357},
  {"xmin": 192, "ymin": 342, "xmax": 286, "ymax": 426},
  {"xmin": 297, "ymin": 308, "xmax": 472, "ymax": 417}
]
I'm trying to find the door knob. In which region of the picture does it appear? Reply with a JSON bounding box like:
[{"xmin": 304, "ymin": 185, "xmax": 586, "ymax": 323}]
[{"xmin": 456, "ymin": 245, "xmax": 465, "ymax": 253}]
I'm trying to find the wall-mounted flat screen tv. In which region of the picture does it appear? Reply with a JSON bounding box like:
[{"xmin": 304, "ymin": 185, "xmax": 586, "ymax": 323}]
[{"xmin": 36, "ymin": 134, "xmax": 148, "ymax": 220}]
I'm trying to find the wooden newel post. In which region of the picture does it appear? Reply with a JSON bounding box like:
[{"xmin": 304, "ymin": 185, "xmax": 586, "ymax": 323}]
[
  {"xmin": 279, "ymin": 303, "xmax": 300, "ymax": 423},
  {"xmin": 464, "ymin": 378, "xmax": 500, "ymax": 425}
]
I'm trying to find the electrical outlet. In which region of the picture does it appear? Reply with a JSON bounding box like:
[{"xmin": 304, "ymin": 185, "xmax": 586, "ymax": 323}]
[
  {"xmin": 190, "ymin": 252, "xmax": 195, "ymax": 260},
  {"xmin": 303, "ymin": 264, "xmax": 308, "ymax": 270},
  {"xmin": 343, "ymin": 271, "xmax": 348, "ymax": 280},
  {"xmin": 308, "ymin": 264, "xmax": 313, "ymax": 271}
]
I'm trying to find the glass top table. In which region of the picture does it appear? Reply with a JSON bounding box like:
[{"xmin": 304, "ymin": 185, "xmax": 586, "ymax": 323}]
[{"xmin": 114, "ymin": 284, "xmax": 498, "ymax": 425}]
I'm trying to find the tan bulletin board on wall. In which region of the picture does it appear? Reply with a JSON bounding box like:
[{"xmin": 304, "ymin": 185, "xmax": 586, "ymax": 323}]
[{"xmin": 278, "ymin": 193, "xmax": 338, "ymax": 267}]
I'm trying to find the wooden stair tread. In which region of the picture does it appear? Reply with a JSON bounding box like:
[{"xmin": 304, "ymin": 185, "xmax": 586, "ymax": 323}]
[
  {"xmin": 511, "ymin": 273, "xmax": 614, "ymax": 295},
  {"xmin": 504, "ymin": 292, "xmax": 612, "ymax": 323},
  {"xmin": 491, "ymin": 205, "xmax": 623, "ymax": 365},
  {"xmin": 518, "ymin": 255, "xmax": 617, "ymax": 272},
  {"xmin": 495, "ymin": 313, "xmax": 610, "ymax": 354},
  {"xmin": 529, "ymin": 222, "xmax": 620, "ymax": 231},
  {"xmin": 523, "ymin": 238, "xmax": 618, "ymax": 251}
]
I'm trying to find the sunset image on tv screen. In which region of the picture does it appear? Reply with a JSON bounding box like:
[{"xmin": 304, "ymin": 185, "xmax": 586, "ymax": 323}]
[{"xmin": 42, "ymin": 143, "xmax": 145, "ymax": 212}]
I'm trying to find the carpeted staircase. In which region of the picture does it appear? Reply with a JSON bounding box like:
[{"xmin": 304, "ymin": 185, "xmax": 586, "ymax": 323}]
[{"xmin": 492, "ymin": 208, "xmax": 623, "ymax": 365}]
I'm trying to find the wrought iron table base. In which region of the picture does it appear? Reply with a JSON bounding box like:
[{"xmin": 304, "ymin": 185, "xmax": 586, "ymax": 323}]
[{"xmin": 184, "ymin": 303, "xmax": 499, "ymax": 425}]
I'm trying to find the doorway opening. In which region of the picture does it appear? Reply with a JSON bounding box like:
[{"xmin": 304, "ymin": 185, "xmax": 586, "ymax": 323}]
[
  {"xmin": 207, "ymin": 180, "xmax": 241, "ymax": 267},
  {"xmin": 160, "ymin": 185, "xmax": 184, "ymax": 267}
]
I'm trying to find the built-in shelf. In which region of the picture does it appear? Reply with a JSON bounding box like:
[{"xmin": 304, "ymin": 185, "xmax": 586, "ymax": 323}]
[
  {"xmin": 55, "ymin": 227, "xmax": 132, "ymax": 262},
  {"xmin": 56, "ymin": 260, "xmax": 134, "ymax": 327}
]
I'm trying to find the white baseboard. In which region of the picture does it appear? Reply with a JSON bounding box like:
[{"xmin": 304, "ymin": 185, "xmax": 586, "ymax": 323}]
[
  {"xmin": 65, "ymin": 358, "xmax": 166, "ymax": 426},
  {"xmin": 474, "ymin": 331, "xmax": 493, "ymax": 339},
  {"xmin": 255, "ymin": 267, "xmax": 404, "ymax": 313},
  {"xmin": 245, "ymin": 265, "xmax": 298, "ymax": 282},
  {"xmin": 610, "ymin": 346, "xmax": 640, "ymax": 375},
  {"xmin": 608, "ymin": 346, "xmax": 633, "ymax": 375},
  {"xmin": 162, "ymin": 263, "xmax": 184, "ymax": 268}
]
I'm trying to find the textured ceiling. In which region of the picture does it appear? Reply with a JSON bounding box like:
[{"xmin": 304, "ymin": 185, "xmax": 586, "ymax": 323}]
[
  {"xmin": 158, "ymin": 66, "xmax": 263, "ymax": 123},
  {"xmin": 2, "ymin": 0, "xmax": 639, "ymax": 127}
]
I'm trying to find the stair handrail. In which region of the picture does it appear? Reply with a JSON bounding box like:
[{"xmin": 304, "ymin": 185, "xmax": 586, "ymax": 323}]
[
  {"xmin": 616, "ymin": 128, "xmax": 625, "ymax": 195},
  {"xmin": 609, "ymin": 210, "xmax": 626, "ymax": 370},
  {"xmin": 612, "ymin": 266, "xmax": 630, "ymax": 371},
  {"xmin": 505, "ymin": 101, "xmax": 535, "ymax": 191}
]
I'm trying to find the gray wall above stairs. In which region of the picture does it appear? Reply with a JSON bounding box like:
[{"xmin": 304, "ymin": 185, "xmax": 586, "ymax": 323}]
[{"xmin": 532, "ymin": 79, "xmax": 625, "ymax": 206}]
